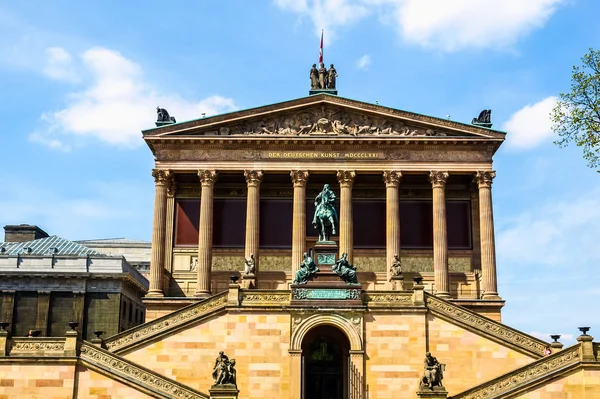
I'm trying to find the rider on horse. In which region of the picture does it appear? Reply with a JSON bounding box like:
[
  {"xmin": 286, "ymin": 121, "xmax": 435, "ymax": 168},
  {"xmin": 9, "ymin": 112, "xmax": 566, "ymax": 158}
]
[{"xmin": 312, "ymin": 184, "xmax": 338, "ymax": 240}]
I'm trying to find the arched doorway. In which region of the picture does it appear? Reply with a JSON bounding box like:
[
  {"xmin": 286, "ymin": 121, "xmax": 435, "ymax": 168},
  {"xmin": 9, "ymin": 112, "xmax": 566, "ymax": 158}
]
[{"xmin": 301, "ymin": 325, "xmax": 350, "ymax": 399}]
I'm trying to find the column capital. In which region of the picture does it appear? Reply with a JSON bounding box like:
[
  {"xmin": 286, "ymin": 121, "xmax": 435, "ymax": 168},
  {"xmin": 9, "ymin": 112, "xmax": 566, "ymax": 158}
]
[
  {"xmin": 290, "ymin": 170, "xmax": 309, "ymax": 187},
  {"xmin": 166, "ymin": 173, "xmax": 177, "ymax": 197},
  {"xmin": 198, "ymin": 170, "xmax": 218, "ymax": 186},
  {"xmin": 474, "ymin": 171, "xmax": 496, "ymax": 188},
  {"xmin": 152, "ymin": 169, "xmax": 170, "ymax": 185},
  {"xmin": 244, "ymin": 170, "xmax": 264, "ymax": 187},
  {"xmin": 337, "ymin": 170, "xmax": 356, "ymax": 187},
  {"xmin": 429, "ymin": 171, "xmax": 449, "ymax": 188},
  {"xmin": 383, "ymin": 171, "xmax": 402, "ymax": 187}
]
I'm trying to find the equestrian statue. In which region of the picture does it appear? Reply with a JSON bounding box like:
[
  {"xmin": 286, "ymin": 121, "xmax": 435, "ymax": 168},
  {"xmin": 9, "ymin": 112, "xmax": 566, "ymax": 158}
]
[{"xmin": 312, "ymin": 184, "xmax": 338, "ymax": 242}]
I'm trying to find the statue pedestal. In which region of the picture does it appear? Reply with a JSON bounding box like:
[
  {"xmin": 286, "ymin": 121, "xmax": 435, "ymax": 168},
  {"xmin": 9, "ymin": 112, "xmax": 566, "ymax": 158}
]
[
  {"xmin": 312, "ymin": 241, "xmax": 338, "ymax": 267},
  {"xmin": 309, "ymin": 89, "xmax": 338, "ymax": 96},
  {"xmin": 209, "ymin": 384, "xmax": 239, "ymax": 399},
  {"xmin": 390, "ymin": 275, "xmax": 405, "ymax": 290},
  {"xmin": 240, "ymin": 274, "xmax": 255, "ymax": 289},
  {"xmin": 416, "ymin": 387, "xmax": 448, "ymax": 399}
]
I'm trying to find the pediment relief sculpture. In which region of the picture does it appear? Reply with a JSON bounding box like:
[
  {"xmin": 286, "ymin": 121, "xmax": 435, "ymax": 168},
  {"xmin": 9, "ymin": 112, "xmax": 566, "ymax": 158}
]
[{"xmin": 196, "ymin": 108, "xmax": 452, "ymax": 138}]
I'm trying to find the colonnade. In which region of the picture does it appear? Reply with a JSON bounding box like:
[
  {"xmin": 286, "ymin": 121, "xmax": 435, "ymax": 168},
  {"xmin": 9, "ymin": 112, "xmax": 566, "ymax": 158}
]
[{"xmin": 146, "ymin": 169, "xmax": 499, "ymax": 299}]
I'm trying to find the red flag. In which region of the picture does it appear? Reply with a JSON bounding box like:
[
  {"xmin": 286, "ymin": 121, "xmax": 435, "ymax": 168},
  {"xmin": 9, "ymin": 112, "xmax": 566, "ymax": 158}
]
[{"xmin": 319, "ymin": 30, "xmax": 323, "ymax": 64}]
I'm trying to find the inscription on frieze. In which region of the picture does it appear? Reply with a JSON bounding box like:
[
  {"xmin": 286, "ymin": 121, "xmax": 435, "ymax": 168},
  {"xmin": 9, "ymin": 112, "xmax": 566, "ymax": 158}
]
[
  {"xmin": 292, "ymin": 288, "xmax": 361, "ymax": 300},
  {"xmin": 265, "ymin": 151, "xmax": 384, "ymax": 159}
]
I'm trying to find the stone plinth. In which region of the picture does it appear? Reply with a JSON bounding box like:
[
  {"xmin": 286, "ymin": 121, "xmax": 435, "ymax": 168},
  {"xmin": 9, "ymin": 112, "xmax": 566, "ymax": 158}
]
[
  {"xmin": 209, "ymin": 384, "xmax": 239, "ymax": 399},
  {"xmin": 240, "ymin": 274, "xmax": 255, "ymax": 289},
  {"xmin": 417, "ymin": 387, "xmax": 448, "ymax": 399},
  {"xmin": 309, "ymin": 89, "xmax": 338, "ymax": 96},
  {"xmin": 390, "ymin": 275, "xmax": 404, "ymax": 290}
]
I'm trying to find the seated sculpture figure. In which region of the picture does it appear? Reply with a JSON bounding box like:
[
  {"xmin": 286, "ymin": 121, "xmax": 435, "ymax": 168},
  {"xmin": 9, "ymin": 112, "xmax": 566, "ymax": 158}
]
[
  {"xmin": 293, "ymin": 252, "xmax": 319, "ymax": 284},
  {"xmin": 421, "ymin": 352, "xmax": 444, "ymax": 390},
  {"xmin": 332, "ymin": 252, "xmax": 358, "ymax": 284},
  {"xmin": 212, "ymin": 351, "xmax": 237, "ymax": 387}
]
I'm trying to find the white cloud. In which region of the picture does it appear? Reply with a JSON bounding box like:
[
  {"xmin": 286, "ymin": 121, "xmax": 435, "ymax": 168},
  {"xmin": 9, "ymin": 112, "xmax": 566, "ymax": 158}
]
[
  {"xmin": 32, "ymin": 47, "xmax": 237, "ymax": 149},
  {"xmin": 42, "ymin": 47, "xmax": 80, "ymax": 83},
  {"xmin": 497, "ymin": 188, "xmax": 600, "ymax": 267},
  {"xmin": 502, "ymin": 96, "xmax": 558, "ymax": 149},
  {"xmin": 356, "ymin": 54, "xmax": 371, "ymax": 70},
  {"xmin": 274, "ymin": 0, "xmax": 565, "ymax": 51}
]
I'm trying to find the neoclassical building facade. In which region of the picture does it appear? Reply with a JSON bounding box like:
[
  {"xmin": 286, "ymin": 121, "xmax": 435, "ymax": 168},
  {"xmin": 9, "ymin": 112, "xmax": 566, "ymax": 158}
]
[{"xmin": 0, "ymin": 93, "xmax": 598, "ymax": 399}]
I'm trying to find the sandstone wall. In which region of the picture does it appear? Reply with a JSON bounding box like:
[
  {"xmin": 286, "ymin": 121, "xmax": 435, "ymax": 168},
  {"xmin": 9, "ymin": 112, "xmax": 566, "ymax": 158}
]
[
  {"xmin": 124, "ymin": 311, "xmax": 291, "ymax": 399},
  {"xmin": 0, "ymin": 363, "xmax": 75, "ymax": 399}
]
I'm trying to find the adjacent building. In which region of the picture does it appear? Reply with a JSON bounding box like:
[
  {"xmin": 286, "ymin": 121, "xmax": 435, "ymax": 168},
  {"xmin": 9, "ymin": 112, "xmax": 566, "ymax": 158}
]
[{"xmin": 0, "ymin": 224, "xmax": 148, "ymax": 340}]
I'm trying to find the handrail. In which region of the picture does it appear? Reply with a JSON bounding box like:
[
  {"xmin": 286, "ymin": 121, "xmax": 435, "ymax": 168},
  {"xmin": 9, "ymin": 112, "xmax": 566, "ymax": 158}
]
[
  {"xmin": 104, "ymin": 291, "xmax": 228, "ymax": 353},
  {"xmin": 80, "ymin": 342, "xmax": 209, "ymax": 399},
  {"xmin": 450, "ymin": 344, "xmax": 581, "ymax": 399},
  {"xmin": 426, "ymin": 293, "xmax": 548, "ymax": 357}
]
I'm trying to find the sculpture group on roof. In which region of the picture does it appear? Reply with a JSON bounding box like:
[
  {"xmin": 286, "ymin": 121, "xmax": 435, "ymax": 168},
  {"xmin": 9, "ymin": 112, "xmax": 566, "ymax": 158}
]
[{"xmin": 310, "ymin": 63, "xmax": 338, "ymax": 90}]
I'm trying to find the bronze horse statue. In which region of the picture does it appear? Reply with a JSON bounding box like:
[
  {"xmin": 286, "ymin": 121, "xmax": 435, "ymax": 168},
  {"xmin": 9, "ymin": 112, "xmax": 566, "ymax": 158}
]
[{"xmin": 312, "ymin": 184, "xmax": 338, "ymax": 242}]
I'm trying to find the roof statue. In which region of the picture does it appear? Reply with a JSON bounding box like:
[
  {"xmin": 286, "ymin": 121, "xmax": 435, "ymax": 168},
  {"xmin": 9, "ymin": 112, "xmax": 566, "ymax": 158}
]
[
  {"xmin": 156, "ymin": 106, "xmax": 176, "ymax": 127},
  {"xmin": 472, "ymin": 109, "xmax": 492, "ymax": 128}
]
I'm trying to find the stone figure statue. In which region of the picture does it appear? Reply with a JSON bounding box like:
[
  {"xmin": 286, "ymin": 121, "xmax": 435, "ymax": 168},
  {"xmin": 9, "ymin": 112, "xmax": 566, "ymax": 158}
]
[
  {"xmin": 190, "ymin": 257, "xmax": 198, "ymax": 272},
  {"xmin": 244, "ymin": 254, "xmax": 255, "ymax": 275},
  {"xmin": 332, "ymin": 252, "xmax": 358, "ymax": 284},
  {"xmin": 318, "ymin": 62, "xmax": 327, "ymax": 89},
  {"xmin": 293, "ymin": 253, "xmax": 320, "ymax": 284},
  {"xmin": 420, "ymin": 352, "xmax": 445, "ymax": 390},
  {"xmin": 212, "ymin": 351, "xmax": 237, "ymax": 386},
  {"xmin": 156, "ymin": 107, "xmax": 176, "ymax": 123},
  {"xmin": 312, "ymin": 184, "xmax": 338, "ymax": 242},
  {"xmin": 310, "ymin": 64, "xmax": 319, "ymax": 89},
  {"xmin": 327, "ymin": 64, "xmax": 338, "ymax": 89},
  {"xmin": 389, "ymin": 254, "xmax": 402, "ymax": 279},
  {"xmin": 472, "ymin": 109, "xmax": 492, "ymax": 127}
]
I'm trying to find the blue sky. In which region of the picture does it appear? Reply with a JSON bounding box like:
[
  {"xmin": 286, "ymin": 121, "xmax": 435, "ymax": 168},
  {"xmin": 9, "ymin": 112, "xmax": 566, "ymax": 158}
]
[{"xmin": 1, "ymin": 0, "xmax": 599, "ymax": 344}]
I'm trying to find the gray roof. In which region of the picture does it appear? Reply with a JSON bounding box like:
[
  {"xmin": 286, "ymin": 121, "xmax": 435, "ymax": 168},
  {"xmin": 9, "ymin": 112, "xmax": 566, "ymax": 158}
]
[
  {"xmin": 75, "ymin": 238, "xmax": 151, "ymax": 245},
  {"xmin": 0, "ymin": 235, "xmax": 105, "ymax": 256}
]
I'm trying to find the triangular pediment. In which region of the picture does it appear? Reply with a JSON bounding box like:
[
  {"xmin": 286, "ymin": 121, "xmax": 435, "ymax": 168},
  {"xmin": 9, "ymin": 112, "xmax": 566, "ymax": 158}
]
[{"xmin": 143, "ymin": 94, "xmax": 505, "ymax": 141}]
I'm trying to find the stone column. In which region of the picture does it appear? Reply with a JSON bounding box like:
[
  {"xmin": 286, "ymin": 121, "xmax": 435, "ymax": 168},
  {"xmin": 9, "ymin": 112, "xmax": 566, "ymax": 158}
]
[
  {"xmin": 196, "ymin": 170, "xmax": 218, "ymax": 297},
  {"xmin": 290, "ymin": 171, "xmax": 309, "ymax": 280},
  {"xmin": 244, "ymin": 170, "xmax": 263, "ymax": 285},
  {"xmin": 383, "ymin": 171, "xmax": 402, "ymax": 283},
  {"xmin": 474, "ymin": 171, "xmax": 500, "ymax": 299},
  {"xmin": 429, "ymin": 171, "xmax": 450, "ymax": 298},
  {"xmin": 147, "ymin": 169, "xmax": 169, "ymax": 297},
  {"xmin": 337, "ymin": 171, "xmax": 356, "ymax": 263}
]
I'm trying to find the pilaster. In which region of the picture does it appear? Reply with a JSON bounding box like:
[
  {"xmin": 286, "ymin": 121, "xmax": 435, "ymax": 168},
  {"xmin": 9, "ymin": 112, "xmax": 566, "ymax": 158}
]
[
  {"xmin": 383, "ymin": 171, "xmax": 402, "ymax": 284},
  {"xmin": 474, "ymin": 171, "xmax": 500, "ymax": 300},
  {"xmin": 72, "ymin": 291, "xmax": 85, "ymax": 336},
  {"xmin": 196, "ymin": 170, "xmax": 218, "ymax": 297},
  {"xmin": 148, "ymin": 168, "xmax": 170, "ymax": 297},
  {"xmin": 337, "ymin": 170, "xmax": 356, "ymax": 263},
  {"xmin": 36, "ymin": 291, "xmax": 50, "ymax": 336},
  {"xmin": 291, "ymin": 171, "xmax": 309, "ymax": 280},
  {"xmin": 429, "ymin": 171, "xmax": 450, "ymax": 298}
]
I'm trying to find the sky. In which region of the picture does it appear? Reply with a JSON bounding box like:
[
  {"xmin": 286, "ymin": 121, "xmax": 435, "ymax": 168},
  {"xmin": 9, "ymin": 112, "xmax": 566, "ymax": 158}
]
[{"xmin": 1, "ymin": 0, "xmax": 599, "ymax": 346}]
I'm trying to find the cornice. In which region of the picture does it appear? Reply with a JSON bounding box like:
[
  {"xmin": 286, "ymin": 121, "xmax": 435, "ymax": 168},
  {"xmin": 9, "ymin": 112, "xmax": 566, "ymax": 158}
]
[{"xmin": 143, "ymin": 94, "xmax": 505, "ymax": 138}]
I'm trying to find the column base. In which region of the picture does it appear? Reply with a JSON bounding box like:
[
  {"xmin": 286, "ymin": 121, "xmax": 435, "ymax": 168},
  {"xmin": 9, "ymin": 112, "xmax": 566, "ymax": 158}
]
[
  {"xmin": 482, "ymin": 293, "xmax": 502, "ymax": 300},
  {"xmin": 435, "ymin": 292, "xmax": 451, "ymax": 299},
  {"xmin": 194, "ymin": 290, "xmax": 212, "ymax": 298},
  {"xmin": 145, "ymin": 290, "xmax": 165, "ymax": 298}
]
